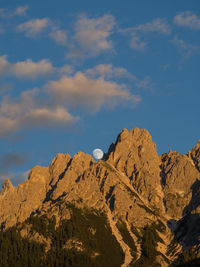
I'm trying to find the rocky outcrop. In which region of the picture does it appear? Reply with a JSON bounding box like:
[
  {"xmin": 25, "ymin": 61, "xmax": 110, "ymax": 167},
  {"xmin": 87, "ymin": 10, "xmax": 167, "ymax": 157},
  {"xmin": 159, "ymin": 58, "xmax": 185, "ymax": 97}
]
[
  {"xmin": 0, "ymin": 166, "xmax": 50, "ymax": 229},
  {"xmin": 49, "ymin": 153, "xmax": 71, "ymax": 186},
  {"xmin": 51, "ymin": 151, "xmax": 94, "ymax": 200},
  {"xmin": 0, "ymin": 178, "xmax": 15, "ymax": 196},
  {"xmin": 0, "ymin": 127, "xmax": 199, "ymax": 266},
  {"xmin": 106, "ymin": 128, "xmax": 164, "ymax": 211},
  {"xmin": 161, "ymin": 150, "xmax": 200, "ymax": 219},
  {"xmin": 191, "ymin": 139, "xmax": 200, "ymax": 172}
]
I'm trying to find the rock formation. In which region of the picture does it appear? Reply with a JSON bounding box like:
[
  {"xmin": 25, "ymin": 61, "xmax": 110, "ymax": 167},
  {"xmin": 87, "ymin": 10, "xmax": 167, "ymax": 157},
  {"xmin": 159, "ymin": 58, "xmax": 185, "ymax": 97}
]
[{"xmin": 0, "ymin": 127, "xmax": 199, "ymax": 267}]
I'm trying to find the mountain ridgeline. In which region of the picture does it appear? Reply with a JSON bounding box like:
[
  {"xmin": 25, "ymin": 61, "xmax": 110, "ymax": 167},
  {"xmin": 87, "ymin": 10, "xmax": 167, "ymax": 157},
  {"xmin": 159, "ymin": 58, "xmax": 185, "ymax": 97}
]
[{"xmin": 0, "ymin": 128, "xmax": 200, "ymax": 267}]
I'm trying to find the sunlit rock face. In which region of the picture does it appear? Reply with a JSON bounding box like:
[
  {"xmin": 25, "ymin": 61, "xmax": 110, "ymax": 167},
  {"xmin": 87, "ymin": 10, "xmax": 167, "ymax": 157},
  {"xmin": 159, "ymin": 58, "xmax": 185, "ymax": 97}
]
[
  {"xmin": 191, "ymin": 139, "xmax": 200, "ymax": 172},
  {"xmin": 0, "ymin": 127, "xmax": 200, "ymax": 266},
  {"xmin": 0, "ymin": 166, "xmax": 51, "ymax": 229},
  {"xmin": 161, "ymin": 150, "xmax": 200, "ymax": 219},
  {"xmin": 0, "ymin": 178, "xmax": 15, "ymax": 196},
  {"xmin": 106, "ymin": 128, "xmax": 164, "ymax": 210}
]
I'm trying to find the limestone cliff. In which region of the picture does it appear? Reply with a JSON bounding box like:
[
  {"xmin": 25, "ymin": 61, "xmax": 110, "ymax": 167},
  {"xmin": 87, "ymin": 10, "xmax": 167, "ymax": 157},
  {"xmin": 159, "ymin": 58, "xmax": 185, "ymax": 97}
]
[{"xmin": 0, "ymin": 127, "xmax": 199, "ymax": 267}]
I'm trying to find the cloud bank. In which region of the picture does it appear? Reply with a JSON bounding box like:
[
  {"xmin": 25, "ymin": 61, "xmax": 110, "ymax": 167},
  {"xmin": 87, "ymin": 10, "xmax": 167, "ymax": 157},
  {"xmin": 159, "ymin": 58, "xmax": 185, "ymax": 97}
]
[
  {"xmin": 0, "ymin": 56, "xmax": 54, "ymax": 78},
  {"xmin": 174, "ymin": 11, "xmax": 200, "ymax": 30},
  {"xmin": 46, "ymin": 71, "xmax": 140, "ymax": 113},
  {"xmin": 0, "ymin": 88, "xmax": 78, "ymax": 136}
]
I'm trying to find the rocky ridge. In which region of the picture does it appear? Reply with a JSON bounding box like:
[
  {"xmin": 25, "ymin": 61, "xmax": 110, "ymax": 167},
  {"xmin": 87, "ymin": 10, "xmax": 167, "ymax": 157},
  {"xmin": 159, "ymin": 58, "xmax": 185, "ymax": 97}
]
[{"xmin": 0, "ymin": 127, "xmax": 200, "ymax": 266}]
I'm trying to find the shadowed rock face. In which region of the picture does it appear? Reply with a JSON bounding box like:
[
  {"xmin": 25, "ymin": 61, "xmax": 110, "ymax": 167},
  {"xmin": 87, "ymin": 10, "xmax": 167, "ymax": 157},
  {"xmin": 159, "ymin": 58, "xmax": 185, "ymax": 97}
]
[
  {"xmin": 0, "ymin": 127, "xmax": 200, "ymax": 265},
  {"xmin": 191, "ymin": 139, "xmax": 200, "ymax": 172},
  {"xmin": 160, "ymin": 151, "xmax": 200, "ymax": 219}
]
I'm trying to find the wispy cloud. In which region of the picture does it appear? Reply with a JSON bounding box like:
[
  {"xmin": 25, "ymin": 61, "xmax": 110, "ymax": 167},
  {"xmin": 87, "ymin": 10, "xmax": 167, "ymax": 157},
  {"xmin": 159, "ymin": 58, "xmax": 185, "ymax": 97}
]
[
  {"xmin": 67, "ymin": 14, "xmax": 116, "ymax": 58},
  {"xmin": 49, "ymin": 28, "xmax": 67, "ymax": 45},
  {"xmin": 15, "ymin": 6, "xmax": 29, "ymax": 16},
  {"xmin": 0, "ymin": 152, "xmax": 27, "ymax": 171},
  {"xmin": 16, "ymin": 18, "xmax": 50, "ymax": 37},
  {"xmin": 130, "ymin": 33, "xmax": 147, "ymax": 51},
  {"xmin": 174, "ymin": 11, "xmax": 200, "ymax": 30},
  {"xmin": 85, "ymin": 64, "xmax": 135, "ymax": 80},
  {"xmin": 0, "ymin": 6, "xmax": 29, "ymax": 19},
  {"xmin": 160, "ymin": 64, "xmax": 170, "ymax": 71},
  {"xmin": 16, "ymin": 18, "xmax": 68, "ymax": 46},
  {"xmin": 132, "ymin": 18, "xmax": 171, "ymax": 35},
  {"xmin": 0, "ymin": 55, "xmax": 10, "ymax": 75},
  {"xmin": 0, "ymin": 88, "xmax": 78, "ymax": 137},
  {"xmin": 0, "ymin": 169, "xmax": 30, "ymax": 187},
  {"xmin": 171, "ymin": 36, "xmax": 199, "ymax": 59},
  {"xmin": 0, "ymin": 56, "xmax": 54, "ymax": 78},
  {"xmin": 60, "ymin": 65, "xmax": 74, "ymax": 75},
  {"xmin": 135, "ymin": 76, "xmax": 153, "ymax": 90},
  {"xmin": 121, "ymin": 17, "xmax": 170, "ymax": 51}
]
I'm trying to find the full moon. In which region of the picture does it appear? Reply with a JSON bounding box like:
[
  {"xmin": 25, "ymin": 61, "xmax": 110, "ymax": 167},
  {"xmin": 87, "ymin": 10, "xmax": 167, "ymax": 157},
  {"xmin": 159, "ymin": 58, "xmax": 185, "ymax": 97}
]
[{"xmin": 93, "ymin": 148, "xmax": 104, "ymax": 160}]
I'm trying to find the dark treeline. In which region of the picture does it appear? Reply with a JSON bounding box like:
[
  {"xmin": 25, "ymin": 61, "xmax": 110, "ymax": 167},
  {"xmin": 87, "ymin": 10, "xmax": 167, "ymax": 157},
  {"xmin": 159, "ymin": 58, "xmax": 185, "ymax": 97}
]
[
  {"xmin": 0, "ymin": 203, "xmax": 199, "ymax": 267},
  {"xmin": 0, "ymin": 204, "xmax": 124, "ymax": 267}
]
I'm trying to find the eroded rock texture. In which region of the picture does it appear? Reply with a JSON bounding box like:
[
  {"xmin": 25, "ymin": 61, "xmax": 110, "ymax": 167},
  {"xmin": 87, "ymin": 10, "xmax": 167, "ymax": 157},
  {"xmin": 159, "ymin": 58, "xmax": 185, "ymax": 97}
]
[{"xmin": 0, "ymin": 127, "xmax": 199, "ymax": 266}]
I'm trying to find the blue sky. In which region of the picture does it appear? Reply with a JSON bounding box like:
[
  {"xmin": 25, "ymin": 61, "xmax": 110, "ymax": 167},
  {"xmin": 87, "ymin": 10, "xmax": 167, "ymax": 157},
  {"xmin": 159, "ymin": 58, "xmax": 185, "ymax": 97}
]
[{"xmin": 0, "ymin": 0, "xmax": 200, "ymax": 186}]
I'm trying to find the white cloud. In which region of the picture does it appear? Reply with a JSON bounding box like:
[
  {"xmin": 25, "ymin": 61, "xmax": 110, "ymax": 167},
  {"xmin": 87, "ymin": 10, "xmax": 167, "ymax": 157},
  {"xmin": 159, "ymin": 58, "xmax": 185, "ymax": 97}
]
[
  {"xmin": 46, "ymin": 71, "xmax": 140, "ymax": 113},
  {"xmin": 15, "ymin": 6, "xmax": 29, "ymax": 16},
  {"xmin": 122, "ymin": 18, "xmax": 171, "ymax": 35},
  {"xmin": 26, "ymin": 106, "xmax": 75, "ymax": 127},
  {"xmin": 0, "ymin": 55, "xmax": 11, "ymax": 75},
  {"xmin": 13, "ymin": 59, "xmax": 54, "ymax": 78},
  {"xmin": 0, "ymin": 88, "xmax": 78, "ymax": 136},
  {"xmin": 0, "ymin": 56, "xmax": 54, "ymax": 78},
  {"xmin": 16, "ymin": 18, "xmax": 50, "ymax": 37},
  {"xmin": 67, "ymin": 14, "xmax": 115, "ymax": 58},
  {"xmin": 120, "ymin": 18, "xmax": 170, "ymax": 51},
  {"xmin": 135, "ymin": 76, "xmax": 153, "ymax": 90},
  {"xmin": 174, "ymin": 11, "xmax": 200, "ymax": 30},
  {"xmin": 49, "ymin": 28, "xmax": 67, "ymax": 45},
  {"xmin": 171, "ymin": 36, "xmax": 199, "ymax": 59},
  {"xmin": 60, "ymin": 65, "xmax": 74, "ymax": 74},
  {"xmin": 85, "ymin": 64, "xmax": 135, "ymax": 80},
  {"xmin": 130, "ymin": 33, "xmax": 147, "ymax": 51},
  {"xmin": 86, "ymin": 65, "xmax": 152, "ymax": 90},
  {"xmin": 133, "ymin": 18, "xmax": 171, "ymax": 35}
]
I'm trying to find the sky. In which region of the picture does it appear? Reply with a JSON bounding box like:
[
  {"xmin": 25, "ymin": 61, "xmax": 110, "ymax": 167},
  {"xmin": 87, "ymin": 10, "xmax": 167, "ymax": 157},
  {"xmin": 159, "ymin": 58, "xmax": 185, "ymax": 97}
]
[{"xmin": 0, "ymin": 0, "xmax": 200, "ymax": 187}]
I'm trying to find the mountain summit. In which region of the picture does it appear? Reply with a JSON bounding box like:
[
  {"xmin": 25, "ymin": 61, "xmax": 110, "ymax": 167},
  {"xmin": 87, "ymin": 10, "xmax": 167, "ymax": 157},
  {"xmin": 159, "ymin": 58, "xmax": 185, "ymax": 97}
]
[{"xmin": 0, "ymin": 128, "xmax": 200, "ymax": 266}]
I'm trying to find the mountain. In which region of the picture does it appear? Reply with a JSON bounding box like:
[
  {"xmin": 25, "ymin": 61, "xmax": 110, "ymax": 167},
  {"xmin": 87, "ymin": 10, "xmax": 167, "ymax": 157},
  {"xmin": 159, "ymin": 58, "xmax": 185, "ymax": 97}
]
[{"xmin": 0, "ymin": 127, "xmax": 200, "ymax": 267}]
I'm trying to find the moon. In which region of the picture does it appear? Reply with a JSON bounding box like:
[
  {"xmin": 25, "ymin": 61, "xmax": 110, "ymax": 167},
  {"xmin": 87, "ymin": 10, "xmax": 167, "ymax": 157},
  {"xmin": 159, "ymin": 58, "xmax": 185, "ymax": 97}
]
[{"xmin": 93, "ymin": 148, "xmax": 104, "ymax": 160}]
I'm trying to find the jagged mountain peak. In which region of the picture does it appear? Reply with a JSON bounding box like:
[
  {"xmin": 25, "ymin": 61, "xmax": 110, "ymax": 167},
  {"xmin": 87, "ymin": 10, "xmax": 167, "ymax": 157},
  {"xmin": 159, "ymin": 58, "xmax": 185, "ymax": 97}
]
[
  {"xmin": 0, "ymin": 178, "xmax": 14, "ymax": 196},
  {"xmin": 0, "ymin": 127, "xmax": 200, "ymax": 266},
  {"xmin": 72, "ymin": 151, "xmax": 94, "ymax": 165},
  {"xmin": 106, "ymin": 127, "xmax": 157, "ymax": 162},
  {"xmin": 104, "ymin": 128, "xmax": 163, "ymax": 209}
]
